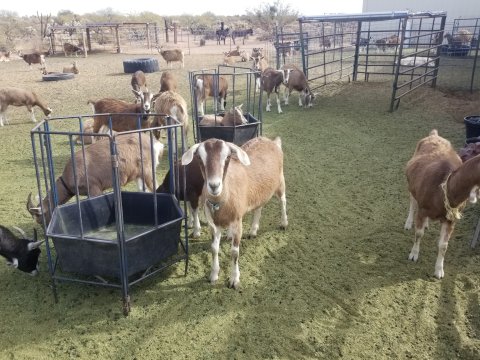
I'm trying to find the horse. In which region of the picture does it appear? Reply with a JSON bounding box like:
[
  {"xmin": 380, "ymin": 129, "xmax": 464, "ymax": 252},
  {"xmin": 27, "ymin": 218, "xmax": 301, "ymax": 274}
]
[
  {"xmin": 231, "ymin": 28, "xmax": 253, "ymax": 45},
  {"xmin": 216, "ymin": 28, "xmax": 230, "ymax": 45}
]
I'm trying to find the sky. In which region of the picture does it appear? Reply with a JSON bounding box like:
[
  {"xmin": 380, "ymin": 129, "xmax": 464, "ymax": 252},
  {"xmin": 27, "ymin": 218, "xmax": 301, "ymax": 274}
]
[{"xmin": 0, "ymin": 1, "xmax": 363, "ymax": 17}]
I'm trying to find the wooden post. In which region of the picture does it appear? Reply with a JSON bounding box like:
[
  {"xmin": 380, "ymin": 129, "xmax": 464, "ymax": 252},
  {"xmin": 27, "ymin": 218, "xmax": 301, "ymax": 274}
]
[
  {"xmin": 82, "ymin": 30, "xmax": 88, "ymax": 58},
  {"xmin": 86, "ymin": 27, "xmax": 92, "ymax": 52},
  {"xmin": 164, "ymin": 18, "xmax": 169, "ymax": 43},
  {"xmin": 146, "ymin": 23, "xmax": 151, "ymax": 52},
  {"xmin": 173, "ymin": 22, "xmax": 177, "ymax": 44},
  {"xmin": 115, "ymin": 26, "xmax": 121, "ymax": 53}
]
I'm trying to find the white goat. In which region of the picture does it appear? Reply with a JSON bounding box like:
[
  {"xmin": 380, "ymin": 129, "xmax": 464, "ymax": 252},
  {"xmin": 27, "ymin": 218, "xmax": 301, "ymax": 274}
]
[
  {"xmin": 405, "ymin": 129, "xmax": 480, "ymax": 278},
  {"xmin": 0, "ymin": 87, "xmax": 52, "ymax": 126},
  {"xmin": 398, "ymin": 57, "xmax": 435, "ymax": 67},
  {"xmin": 156, "ymin": 45, "xmax": 184, "ymax": 68},
  {"xmin": 181, "ymin": 136, "xmax": 288, "ymax": 289},
  {"xmin": 194, "ymin": 74, "xmax": 228, "ymax": 116},
  {"xmin": 28, "ymin": 133, "xmax": 163, "ymax": 225}
]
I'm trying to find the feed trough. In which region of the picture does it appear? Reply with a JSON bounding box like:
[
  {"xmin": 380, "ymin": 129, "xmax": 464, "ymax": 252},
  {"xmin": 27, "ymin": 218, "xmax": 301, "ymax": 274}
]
[
  {"xmin": 197, "ymin": 112, "xmax": 260, "ymax": 146},
  {"xmin": 47, "ymin": 192, "xmax": 183, "ymax": 278},
  {"xmin": 189, "ymin": 65, "xmax": 262, "ymax": 146}
]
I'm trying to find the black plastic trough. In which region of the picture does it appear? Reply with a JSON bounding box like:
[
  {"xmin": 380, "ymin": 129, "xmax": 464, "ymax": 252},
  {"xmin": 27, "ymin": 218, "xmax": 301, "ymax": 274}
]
[
  {"xmin": 197, "ymin": 112, "xmax": 260, "ymax": 146},
  {"xmin": 46, "ymin": 192, "xmax": 183, "ymax": 278},
  {"xmin": 464, "ymin": 115, "xmax": 480, "ymax": 140}
]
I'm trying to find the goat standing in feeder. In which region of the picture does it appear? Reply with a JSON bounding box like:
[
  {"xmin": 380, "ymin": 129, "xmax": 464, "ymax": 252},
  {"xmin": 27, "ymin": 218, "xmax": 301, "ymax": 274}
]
[{"xmin": 194, "ymin": 74, "xmax": 228, "ymax": 117}]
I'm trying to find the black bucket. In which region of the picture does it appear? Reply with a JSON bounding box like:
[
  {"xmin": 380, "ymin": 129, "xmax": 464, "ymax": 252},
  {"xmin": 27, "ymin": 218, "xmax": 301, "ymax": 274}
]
[
  {"xmin": 197, "ymin": 113, "xmax": 260, "ymax": 146},
  {"xmin": 464, "ymin": 116, "xmax": 480, "ymax": 139}
]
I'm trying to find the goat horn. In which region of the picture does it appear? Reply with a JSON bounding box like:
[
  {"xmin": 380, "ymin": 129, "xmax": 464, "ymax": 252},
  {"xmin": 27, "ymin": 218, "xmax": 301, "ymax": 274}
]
[
  {"xmin": 12, "ymin": 226, "xmax": 27, "ymax": 238},
  {"xmin": 26, "ymin": 192, "xmax": 42, "ymax": 216},
  {"xmin": 27, "ymin": 240, "xmax": 45, "ymax": 251},
  {"xmin": 26, "ymin": 192, "xmax": 34, "ymax": 213}
]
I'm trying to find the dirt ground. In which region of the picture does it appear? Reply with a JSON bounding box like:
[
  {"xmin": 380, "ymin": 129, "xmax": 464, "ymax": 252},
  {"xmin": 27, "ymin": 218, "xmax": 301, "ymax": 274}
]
[{"xmin": 0, "ymin": 50, "xmax": 479, "ymax": 359}]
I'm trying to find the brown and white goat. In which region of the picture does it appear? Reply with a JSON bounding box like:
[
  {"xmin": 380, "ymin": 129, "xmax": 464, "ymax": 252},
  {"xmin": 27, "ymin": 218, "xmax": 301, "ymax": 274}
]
[
  {"xmin": 260, "ymin": 68, "xmax": 285, "ymax": 113},
  {"xmin": 28, "ymin": 133, "xmax": 163, "ymax": 225},
  {"xmin": 88, "ymin": 90, "xmax": 154, "ymax": 134},
  {"xmin": 181, "ymin": 136, "xmax": 288, "ymax": 289},
  {"xmin": 250, "ymin": 54, "xmax": 269, "ymax": 92},
  {"xmin": 0, "ymin": 87, "xmax": 52, "ymax": 126},
  {"xmin": 131, "ymin": 70, "xmax": 147, "ymax": 92},
  {"xmin": 131, "ymin": 70, "xmax": 147, "ymax": 103},
  {"xmin": 157, "ymin": 156, "xmax": 204, "ymax": 238},
  {"xmin": 281, "ymin": 64, "xmax": 315, "ymax": 108},
  {"xmin": 405, "ymin": 129, "xmax": 480, "ymax": 278},
  {"xmin": 156, "ymin": 45, "xmax": 184, "ymax": 68},
  {"xmin": 199, "ymin": 104, "xmax": 248, "ymax": 127},
  {"xmin": 152, "ymin": 90, "xmax": 189, "ymax": 139},
  {"xmin": 159, "ymin": 71, "xmax": 178, "ymax": 93},
  {"xmin": 194, "ymin": 74, "xmax": 228, "ymax": 117},
  {"xmin": 62, "ymin": 61, "xmax": 79, "ymax": 74}
]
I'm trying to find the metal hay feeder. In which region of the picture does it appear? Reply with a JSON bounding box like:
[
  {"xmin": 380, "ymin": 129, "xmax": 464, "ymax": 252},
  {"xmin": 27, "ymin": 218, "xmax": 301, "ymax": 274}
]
[
  {"xmin": 189, "ymin": 65, "xmax": 263, "ymax": 146},
  {"xmin": 30, "ymin": 114, "xmax": 188, "ymax": 315}
]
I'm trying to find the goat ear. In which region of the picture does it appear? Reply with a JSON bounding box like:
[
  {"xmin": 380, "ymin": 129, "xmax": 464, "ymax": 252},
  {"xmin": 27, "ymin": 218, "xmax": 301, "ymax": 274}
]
[
  {"xmin": 132, "ymin": 89, "xmax": 141, "ymax": 98},
  {"xmin": 181, "ymin": 143, "xmax": 201, "ymax": 165},
  {"xmin": 227, "ymin": 143, "xmax": 250, "ymax": 166}
]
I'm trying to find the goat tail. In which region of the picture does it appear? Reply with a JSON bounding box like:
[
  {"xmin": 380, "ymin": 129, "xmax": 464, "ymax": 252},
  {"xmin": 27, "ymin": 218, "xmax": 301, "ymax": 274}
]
[
  {"xmin": 87, "ymin": 99, "xmax": 96, "ymax": 112},
  {"xmin": 195, "ymin": 78, "xmax": 204, "ymax": 92},
  {"xmin": 273, "ymin": 136, "xmax": 282, "ymax": 149},
  {"xmin": 429, "ymin": 129, "xmax": 438, "ymax": 136}
]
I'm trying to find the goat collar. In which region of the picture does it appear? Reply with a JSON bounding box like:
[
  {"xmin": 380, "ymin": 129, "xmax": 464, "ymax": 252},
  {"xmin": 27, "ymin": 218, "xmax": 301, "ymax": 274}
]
[
  {"xmin": 58, "ymin": 176, "xmax": 75, "ymax": 197},
  {"xmin": 206, "ymin": 198, "xmax": 221, "ymax": 212},
  {"xmin": 440, "ymin": 172, "xmax": 465, "ymax": 221}
]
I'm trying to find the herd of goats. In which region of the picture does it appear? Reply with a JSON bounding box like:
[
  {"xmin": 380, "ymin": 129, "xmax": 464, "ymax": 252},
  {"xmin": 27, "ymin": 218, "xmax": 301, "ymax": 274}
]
[
  {"xmin": 0, "ymin": 44, "xmax": 302, "ymax": 288},
  {"xmin": 0, "ymin": 28, "xmax": 479, "ymax": 288}
]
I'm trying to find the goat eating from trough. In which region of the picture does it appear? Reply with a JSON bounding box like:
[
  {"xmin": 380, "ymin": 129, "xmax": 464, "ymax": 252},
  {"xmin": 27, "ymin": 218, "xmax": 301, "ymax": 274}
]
[
  {"xmin": 405, "ymin": 129, "xmax": 480, "ymax": 278},
  {"xmin": 0, "ymin": 87, "xmax": 52, "ymax": 126},
  {"xmin": 0, "ymin": 226, "xmax": 42, "ymax": 276},
  {"xmin": 181, "ymin": 136, "xmax": 288, "ymax": 289},
  {"xmin": 27, "ymin": 133, "xmax": 164, "ymax": 226}
]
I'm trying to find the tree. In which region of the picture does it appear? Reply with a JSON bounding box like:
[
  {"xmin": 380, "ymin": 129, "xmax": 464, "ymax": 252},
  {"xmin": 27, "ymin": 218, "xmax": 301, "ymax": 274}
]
[{"xmin": 245, "ymin": 0, "xmax": 298, "ymax": 39}]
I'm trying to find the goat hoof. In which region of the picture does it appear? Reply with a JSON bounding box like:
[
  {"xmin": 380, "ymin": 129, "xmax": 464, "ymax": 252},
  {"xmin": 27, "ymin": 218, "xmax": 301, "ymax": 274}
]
[
  {"xmin": 408, "ymin": 252, "xmax": 418, "ymax": 262},
  {"xmin": 228, "ymin": 279, "xmax": 240, "ymax": 290},
  {"xmin": 434, "ymin": 268, "xmax": 444, "ymax": 279}
]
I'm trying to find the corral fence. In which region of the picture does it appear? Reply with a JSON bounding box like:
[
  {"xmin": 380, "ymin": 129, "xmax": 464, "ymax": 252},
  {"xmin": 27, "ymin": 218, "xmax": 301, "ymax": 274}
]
[
  {"xmin": 441, "ymin": 18, "xmax": 480, "ymax": 92},
  {"xmin": 47, "ymin": 23, "xmax": 258, "ymax": 55},
  {"xmin": 273, "ymin": 11, "xmax": 448, "ymax": 111}
]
